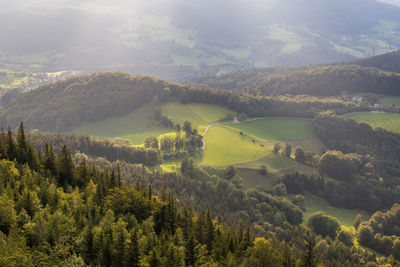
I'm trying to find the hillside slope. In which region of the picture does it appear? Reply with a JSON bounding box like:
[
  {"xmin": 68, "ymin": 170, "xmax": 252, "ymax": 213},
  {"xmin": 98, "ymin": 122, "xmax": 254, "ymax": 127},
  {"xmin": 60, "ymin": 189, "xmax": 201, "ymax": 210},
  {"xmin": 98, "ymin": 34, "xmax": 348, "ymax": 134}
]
[
  {"xmin": 255, "ymin": 65, "xmax": 400, "ymax": 96},
  {"xmin": 353, "ymin": 50, "xmax": 400, "ymax": 73},
  {"xmin": 0, "ymin": 72, "xmax": 181, "ymax": 131},
  {"xmin": 192, "ymin": 64, "xmax": 400, "ymax": 97}
]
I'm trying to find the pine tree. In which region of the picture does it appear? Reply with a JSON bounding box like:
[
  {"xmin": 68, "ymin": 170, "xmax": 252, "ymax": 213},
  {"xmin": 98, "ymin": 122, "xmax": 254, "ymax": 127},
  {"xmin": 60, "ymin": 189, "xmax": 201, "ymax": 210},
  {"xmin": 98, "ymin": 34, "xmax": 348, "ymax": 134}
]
[
  {"xmin": 57, "ymin": 145, "xmax": 75, "ymax": 188},
  {"xmin": 6, "ymin": 127, "xmax": 17, "ymax": 161},
  {"xmin": 185, "ymin": 235, "xmax": 196, "ymax": 266},
  {"xmin": 205, "ymin": 209, "xmax": 215, "ymax": 252},
  {"xmin": 127, "ymin": 230, "xmax": 139, "ymax": 267},
  {"xmin": 300, "ymin": 239, "xmax": 317, "ymax": 267},
  {"xmin": 16, "ymin": 122, "xmax": 28, "ymax": 164}
]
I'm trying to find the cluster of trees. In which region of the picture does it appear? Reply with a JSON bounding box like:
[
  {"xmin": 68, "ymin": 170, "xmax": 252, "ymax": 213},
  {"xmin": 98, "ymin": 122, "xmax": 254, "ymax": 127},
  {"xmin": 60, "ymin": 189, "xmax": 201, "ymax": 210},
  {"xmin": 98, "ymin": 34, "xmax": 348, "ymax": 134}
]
[
  {"xmin": 26, "ymin": 130, "xmax": 161, "ymax": 166},
  {"xmin": 318, "ymin": 150, "xmax": 364, "ymax": 180},
  {"xmin": 282, "ymin": 170, "xmax": 400, "ymax": 213},
  {"xmin": 314, "ymin": 112, "xmax": 400, "ymax": 160},
  {"xmin": 144, "ymin": 121, "xmax": 203, "ymax": 159},
  {"xmin": 255, "ymin": 65, "xmax": 400, "ymax": 97},
  {"xmin": 153, "ymin": 109, "xmax": 175, "ymax": 129},
  {"xmin": 356, "ymin": 204, "xmax": 400, "ymax": 260}
]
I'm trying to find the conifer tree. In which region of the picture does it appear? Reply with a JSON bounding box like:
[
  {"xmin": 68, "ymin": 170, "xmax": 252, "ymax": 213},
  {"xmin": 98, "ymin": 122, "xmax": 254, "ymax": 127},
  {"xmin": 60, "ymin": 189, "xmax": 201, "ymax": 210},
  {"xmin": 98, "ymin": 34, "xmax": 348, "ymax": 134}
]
[
  {"xmin": 57, "ymin": 145, "xmax": 75, "ymax": 188},
  {"xmin": 6, "ymin": 127, "xmax": 17, "ymax": 161}
]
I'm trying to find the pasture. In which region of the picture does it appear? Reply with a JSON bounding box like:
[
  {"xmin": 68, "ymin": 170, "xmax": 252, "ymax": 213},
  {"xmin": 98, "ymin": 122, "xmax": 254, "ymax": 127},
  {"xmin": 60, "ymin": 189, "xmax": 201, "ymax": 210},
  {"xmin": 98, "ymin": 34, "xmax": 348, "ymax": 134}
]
[
  {"xmin": 202, "ymin": 125, "xmax": 272, "ymax": 166},
  {"xmin": 344, "ymin": 112, "xmax": 400, "ymax": 134}
]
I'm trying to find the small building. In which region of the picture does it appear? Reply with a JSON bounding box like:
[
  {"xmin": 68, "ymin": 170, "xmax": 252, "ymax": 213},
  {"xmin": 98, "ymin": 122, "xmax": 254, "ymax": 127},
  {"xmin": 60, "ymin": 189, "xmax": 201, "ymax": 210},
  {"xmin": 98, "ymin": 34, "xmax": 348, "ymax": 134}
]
[
  {"xmin": 233, "ymin": 115, "xmax": 239, "ymax": 123},
  {"xmin": 373, "ymin": 103, "xmax": 383, "ymax": 109},
  {"xmin": 352, "ymin": 96, "xmax": 363, "ymax": 102}
]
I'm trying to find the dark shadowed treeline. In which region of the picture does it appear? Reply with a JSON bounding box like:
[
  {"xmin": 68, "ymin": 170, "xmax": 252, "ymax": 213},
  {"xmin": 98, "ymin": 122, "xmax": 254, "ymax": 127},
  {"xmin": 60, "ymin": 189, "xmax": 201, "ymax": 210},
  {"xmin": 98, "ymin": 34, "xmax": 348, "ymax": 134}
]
[{"xmin": 25, "ymin": 131, "xmax": 162, "ymax": 166}]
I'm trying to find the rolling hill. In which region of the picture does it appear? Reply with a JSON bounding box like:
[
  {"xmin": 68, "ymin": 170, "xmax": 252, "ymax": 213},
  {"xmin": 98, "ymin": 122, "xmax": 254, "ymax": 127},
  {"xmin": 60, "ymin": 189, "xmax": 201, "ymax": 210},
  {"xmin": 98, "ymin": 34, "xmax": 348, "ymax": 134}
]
[
  {"xmin": 191, "ymin": 63, "xmax": 400, "ymax": 97},
  {"xmin": 0, "ymin": 72, "xmax": 182, "ymax": 131},
  {"xmin": 353, "ymin": 50, "xmax": 400, "ymax": 73}
]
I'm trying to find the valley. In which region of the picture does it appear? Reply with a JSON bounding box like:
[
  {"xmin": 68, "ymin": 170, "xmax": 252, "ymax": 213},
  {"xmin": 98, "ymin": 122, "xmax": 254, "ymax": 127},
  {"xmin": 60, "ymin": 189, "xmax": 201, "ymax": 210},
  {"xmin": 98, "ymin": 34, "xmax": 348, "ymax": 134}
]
[{"xmin": 3, "ymin": 2, "xmax": 400, "ymax": 262}]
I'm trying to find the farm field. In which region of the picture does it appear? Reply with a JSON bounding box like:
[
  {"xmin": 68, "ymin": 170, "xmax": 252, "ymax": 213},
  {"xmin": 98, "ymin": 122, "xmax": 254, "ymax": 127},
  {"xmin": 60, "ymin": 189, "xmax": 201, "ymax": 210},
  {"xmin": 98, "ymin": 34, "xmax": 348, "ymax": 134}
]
[
  {"xmin": 344, "ymin": 112, "xmax": 400, "ymax": 133},
  {"xmin": 202, "ymin": 125, "xmax": 273, "ymax": 166}
]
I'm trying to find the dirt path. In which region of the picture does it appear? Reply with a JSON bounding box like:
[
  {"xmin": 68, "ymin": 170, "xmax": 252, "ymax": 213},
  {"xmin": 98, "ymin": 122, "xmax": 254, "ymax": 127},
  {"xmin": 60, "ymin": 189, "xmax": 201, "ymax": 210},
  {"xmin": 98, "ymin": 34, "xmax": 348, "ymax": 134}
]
[{"xmin": 201, "ymin": 123, "xmax": 215, "ymax": 150}]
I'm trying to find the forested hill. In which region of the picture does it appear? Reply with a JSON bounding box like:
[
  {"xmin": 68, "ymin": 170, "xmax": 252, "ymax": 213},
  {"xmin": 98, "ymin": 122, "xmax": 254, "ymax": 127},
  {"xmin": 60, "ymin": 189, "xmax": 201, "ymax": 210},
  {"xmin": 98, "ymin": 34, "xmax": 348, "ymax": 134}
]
[
  {"xmin": 188, "ymin": 66, "xmax": 307, "ymax": 91},
  {"xmin": 192, "ymin": 64, "xmax": 400, "ymax": 97},
  {"xmin": 255, "ymin": 65, "xmax": 400, "ymax": 96},
  {"xmin": 0, "ymin": 72, "xmax": 182, "ymax": 132},
  {"xmin": 353, "ymin": 50, "xmax": 400, "ymax": 73}
]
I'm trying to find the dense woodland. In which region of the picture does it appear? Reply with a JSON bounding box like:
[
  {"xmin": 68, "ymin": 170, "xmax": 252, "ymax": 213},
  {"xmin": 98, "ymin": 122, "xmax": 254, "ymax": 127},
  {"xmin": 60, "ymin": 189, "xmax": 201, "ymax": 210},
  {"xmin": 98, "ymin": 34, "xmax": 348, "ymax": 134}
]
[{"xmin": 0, "ymin": 123, "xmax": 393, "ymax": 266}]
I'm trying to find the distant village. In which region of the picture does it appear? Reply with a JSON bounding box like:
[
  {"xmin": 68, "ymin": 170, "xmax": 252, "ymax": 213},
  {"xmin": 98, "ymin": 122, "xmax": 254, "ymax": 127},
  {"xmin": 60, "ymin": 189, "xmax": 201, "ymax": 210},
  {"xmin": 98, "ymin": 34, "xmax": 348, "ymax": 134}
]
[{"xmin": 0, "ymin": 71, "xmax": 79, "ymax": 92}]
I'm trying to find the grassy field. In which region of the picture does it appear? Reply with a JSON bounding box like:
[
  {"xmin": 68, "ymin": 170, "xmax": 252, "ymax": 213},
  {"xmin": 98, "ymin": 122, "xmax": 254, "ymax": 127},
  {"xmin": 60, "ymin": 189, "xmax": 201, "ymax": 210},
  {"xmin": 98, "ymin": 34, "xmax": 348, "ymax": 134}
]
[
  {"xmin": 344, "ymin": 112, "xmax": 400, "ymax": 133},
  {"xmin": 225, "ymin": 118, "xmax": 324, "ymax": 154},
  {"xmin": 162, "ymin": 102, "xmax": 233, "ymax": 133},
  {"xmin": 73, "ymin": 101, "xmax": 233, "ymax": 145},
  {"xmin": 202, "ymin": 125, "xmax": 273, "ymax": 166},
  {"xmin": 226, "ymin": 118, "xmax": 313, "ymax": 140},
  {"xmin": 302, "ymin": 192, "xmax": 370, "ymax": 227},
  {"xmin": 72, "ymin": 103, "xmax": 171, "ymax": 145},
  {"xmin": 381, "ymin": 96, "xmax": 400, "ymax": 107}
]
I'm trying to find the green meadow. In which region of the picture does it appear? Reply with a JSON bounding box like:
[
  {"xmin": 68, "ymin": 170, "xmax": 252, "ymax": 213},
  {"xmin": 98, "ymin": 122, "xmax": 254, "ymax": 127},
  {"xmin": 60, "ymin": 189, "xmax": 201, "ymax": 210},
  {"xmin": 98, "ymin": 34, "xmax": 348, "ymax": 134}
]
[
  {"xmin": 202, "ymin": 125, "xmax": 273, "ymax": 166},
  {"xmin": 225, "ymin": 118, "xmax": 313, "ymax": 140},
  {"xmin": 302, "ymin": 192, "xmax": 370, "ymax": 227},
  {"xmin": 161, "ymin": 102, "xmax": 232, "ymax": 132},
  {"xmin": 225, "ymin": 118, "xmax": 324, "ymax": 154},
  {"xmin": 344, "ymin": 112, "xmax": 400, "ymax": 134}
]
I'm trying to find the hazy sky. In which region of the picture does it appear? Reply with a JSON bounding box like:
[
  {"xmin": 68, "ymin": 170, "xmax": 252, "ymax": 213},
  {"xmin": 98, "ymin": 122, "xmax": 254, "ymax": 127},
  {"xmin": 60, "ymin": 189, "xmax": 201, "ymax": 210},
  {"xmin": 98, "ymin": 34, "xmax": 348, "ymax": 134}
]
[{"xmin": 378, "ymin": 0, "xmax": 400, "ymax": 6}]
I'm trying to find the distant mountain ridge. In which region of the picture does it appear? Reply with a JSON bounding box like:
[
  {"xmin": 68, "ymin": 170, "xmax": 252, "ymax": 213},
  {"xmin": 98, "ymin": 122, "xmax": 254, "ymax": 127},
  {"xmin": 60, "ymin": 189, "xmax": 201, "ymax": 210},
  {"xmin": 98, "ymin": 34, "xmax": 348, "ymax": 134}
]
[{"xmin": 2, "ymin": 0, "xmax": 400, "ymax": 80}]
